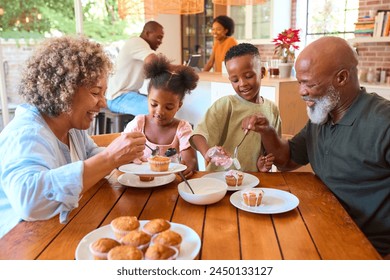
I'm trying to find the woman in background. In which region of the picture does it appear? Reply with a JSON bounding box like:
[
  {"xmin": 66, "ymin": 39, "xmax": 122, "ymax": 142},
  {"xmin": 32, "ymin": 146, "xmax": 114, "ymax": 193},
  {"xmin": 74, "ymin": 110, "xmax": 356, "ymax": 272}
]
[{"xmin": 203, "ymin": 15, "xmax": 238, "ymax": 73}]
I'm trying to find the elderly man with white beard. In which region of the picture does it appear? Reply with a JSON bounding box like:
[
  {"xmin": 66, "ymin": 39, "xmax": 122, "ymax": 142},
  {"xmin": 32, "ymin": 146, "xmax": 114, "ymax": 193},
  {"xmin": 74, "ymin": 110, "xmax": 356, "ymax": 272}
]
[{"xmin": 239, "ymin": 36, "xmax": 390, "ymax": 259}]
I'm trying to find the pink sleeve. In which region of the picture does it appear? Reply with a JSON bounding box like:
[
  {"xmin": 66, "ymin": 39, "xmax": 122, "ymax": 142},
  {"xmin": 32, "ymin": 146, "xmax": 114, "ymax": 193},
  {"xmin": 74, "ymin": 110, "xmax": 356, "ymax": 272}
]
[
  {"xmin": 176, "ymin": 120, "xmax": 193, "ymax": 152},
  {"xmin": 123, "ymin": 115, "xmax": 145, "ymax": 133}
]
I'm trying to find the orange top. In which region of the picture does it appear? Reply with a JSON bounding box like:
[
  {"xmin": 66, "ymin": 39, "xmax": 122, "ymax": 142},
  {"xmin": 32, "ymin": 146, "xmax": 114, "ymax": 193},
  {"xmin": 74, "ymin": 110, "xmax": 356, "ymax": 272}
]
[{"xmin": 212, "ymin": 36, "xmax": 238, "ymax": 72}]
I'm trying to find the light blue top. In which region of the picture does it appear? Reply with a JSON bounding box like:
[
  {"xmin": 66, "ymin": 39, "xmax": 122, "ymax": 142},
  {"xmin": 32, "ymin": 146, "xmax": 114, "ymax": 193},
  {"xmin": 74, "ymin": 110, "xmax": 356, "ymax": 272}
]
[{"xmin": 0, "ymin": 104, "xmax": 103, "ymax": 238}]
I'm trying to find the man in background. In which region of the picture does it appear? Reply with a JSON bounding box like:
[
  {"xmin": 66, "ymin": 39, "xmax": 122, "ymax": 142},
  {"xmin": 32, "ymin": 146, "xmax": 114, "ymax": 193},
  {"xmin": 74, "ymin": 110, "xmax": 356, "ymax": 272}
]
[{"xmin": 106, "ymin": 21, "xmax": 164, "ymax": 115}]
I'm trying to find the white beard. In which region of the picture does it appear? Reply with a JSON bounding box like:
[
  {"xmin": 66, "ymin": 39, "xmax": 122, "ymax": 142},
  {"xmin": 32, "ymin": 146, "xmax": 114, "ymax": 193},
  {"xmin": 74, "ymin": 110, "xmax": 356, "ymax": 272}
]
[{"xmin": 306, "ymin": 85, "xmax": 340, "ymax": 124}]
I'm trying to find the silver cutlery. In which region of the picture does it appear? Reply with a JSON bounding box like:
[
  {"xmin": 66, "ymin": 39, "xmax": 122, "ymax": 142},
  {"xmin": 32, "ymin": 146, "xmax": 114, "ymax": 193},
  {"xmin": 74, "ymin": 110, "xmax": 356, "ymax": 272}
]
[
  {"xmin": 233, "ymin": 129, "xmax": 249, "ymax": 159},
  {"xmin": 145, "ymin": 143, "xmax": 159, "ymax": 156},
  {"xmin": 178, "ymin": 172, "xmax": 195, "ymax": 194},
  {"xmin": 164, "ymin": 148, "xmax": 194, "ymax": 194}
]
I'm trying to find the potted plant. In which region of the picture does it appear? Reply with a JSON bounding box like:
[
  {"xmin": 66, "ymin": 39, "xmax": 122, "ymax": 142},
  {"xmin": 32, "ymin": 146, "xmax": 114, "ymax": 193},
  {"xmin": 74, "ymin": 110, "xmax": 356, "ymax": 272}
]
[{"xmin": 272, "ymin": 28, "xmax": 300, "ymax": 78}]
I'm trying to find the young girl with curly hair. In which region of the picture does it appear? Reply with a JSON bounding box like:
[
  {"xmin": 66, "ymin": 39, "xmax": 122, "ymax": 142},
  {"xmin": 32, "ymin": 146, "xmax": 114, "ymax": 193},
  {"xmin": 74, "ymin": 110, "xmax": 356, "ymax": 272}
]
[{"xmin": 124, "ymin": 54, "xmax": 199, "ymax": 177}]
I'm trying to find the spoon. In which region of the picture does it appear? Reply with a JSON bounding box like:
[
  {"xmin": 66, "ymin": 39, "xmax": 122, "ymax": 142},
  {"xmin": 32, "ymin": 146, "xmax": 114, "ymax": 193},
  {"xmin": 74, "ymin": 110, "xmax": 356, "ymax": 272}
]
[
  {"xmin": 145, "ymin": 143, "xmax": 159, "ymax": 156},
  {"xmin": 178, "ymin": 172, "xmax": 195, "ymax": 194},
  {"xmin": 165, "ymin": 148, "xmax": 177, "ymax": 157},
  {"xmin": 164, "ymin": 148, "xmax": 195, "ymax": 194},
  {"xmin": 233, "ymin": 129, "xmax": 249, "ymax": 159}
]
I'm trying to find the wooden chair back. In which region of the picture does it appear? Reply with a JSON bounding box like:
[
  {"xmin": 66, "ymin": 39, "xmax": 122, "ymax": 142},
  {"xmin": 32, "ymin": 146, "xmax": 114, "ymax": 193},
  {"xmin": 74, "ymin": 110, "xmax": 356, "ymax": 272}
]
[{"xmin": 90, "ymin": 133, "xmax": 121, "ymax": 147}]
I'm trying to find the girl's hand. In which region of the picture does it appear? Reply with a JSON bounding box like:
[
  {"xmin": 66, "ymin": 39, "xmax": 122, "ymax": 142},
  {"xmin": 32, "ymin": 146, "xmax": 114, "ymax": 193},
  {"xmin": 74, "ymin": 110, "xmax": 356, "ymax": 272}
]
[
  {"xmin": 257, "ymin": 153, "xmax": 275, "ymax": 172},
  {"xmin": 179, "ymin": 158, "xmax": 194, "ymax": 178}
]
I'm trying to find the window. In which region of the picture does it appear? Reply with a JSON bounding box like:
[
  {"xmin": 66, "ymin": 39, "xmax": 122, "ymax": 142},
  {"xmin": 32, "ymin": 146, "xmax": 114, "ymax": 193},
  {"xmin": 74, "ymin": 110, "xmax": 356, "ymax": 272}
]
[
  {"xmin": 298, "ymin": 0, "xmax": 359, "ymax": 45},
  {"xmin": 228, "ymin": 0, "xmax": 291, "ymax": 44},
  {"xmin": 230, "ymin": 1, "xmax": 271, "ymax": 40}
]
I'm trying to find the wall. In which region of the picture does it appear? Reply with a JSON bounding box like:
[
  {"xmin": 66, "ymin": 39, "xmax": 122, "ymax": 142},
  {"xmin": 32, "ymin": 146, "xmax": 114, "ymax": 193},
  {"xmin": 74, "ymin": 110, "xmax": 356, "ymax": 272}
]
[
  {"xmin": 0, "ymin": 41, "xmax": 34, "ymax": 130},
  {"xmin": 155, "ymin": 14, "xmax": 182, "ymax": 64},
  {"xmin": 0, "ymin": 41, "xmax": 33, "ymax": 106},
  {"xmin": 354, "ymin": 0, "xmax": 390, "ymax": 72}
]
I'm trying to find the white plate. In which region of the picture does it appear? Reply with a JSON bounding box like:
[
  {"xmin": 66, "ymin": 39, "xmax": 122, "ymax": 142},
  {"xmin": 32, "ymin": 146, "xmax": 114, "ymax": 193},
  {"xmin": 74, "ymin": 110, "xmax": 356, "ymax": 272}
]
[
  {"xmin": 75, "ymin": 221, "xmax": 201, "ymax": 260},
  {"xmin": 118, "ymin": 162, "xmax": 187, "ymax": 177},
  {"xmin": 118, "ymin": 173, "xmax": 176, "ymax": 188},
  {"xmin": 202, "ymin": 171, "xmax": 260, "ymax": 191},
  {"xmin": 230, "ymin": 188, "xmax": 299, "ymax": 214}
]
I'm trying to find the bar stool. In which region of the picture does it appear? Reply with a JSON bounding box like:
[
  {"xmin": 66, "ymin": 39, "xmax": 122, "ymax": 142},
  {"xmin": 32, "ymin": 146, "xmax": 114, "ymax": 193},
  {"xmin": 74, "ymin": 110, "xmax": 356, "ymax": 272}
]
[{"xmin": 94, "ymin": 108, "xmax": 134, "ymax": 134}]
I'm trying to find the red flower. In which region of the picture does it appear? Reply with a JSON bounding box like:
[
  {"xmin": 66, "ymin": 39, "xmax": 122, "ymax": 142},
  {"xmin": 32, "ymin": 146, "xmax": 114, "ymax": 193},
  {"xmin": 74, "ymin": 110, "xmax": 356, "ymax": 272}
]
[{"xmin": 273, "ymin": 28, "xmax": 301, "ymax": 63}]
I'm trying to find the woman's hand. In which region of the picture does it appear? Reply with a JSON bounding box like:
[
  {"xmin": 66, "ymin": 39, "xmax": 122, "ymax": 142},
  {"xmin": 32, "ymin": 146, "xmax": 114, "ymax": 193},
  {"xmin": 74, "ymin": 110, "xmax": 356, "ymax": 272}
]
[{"xmin": 104, "ymin": 132, "xmax": 146, "ymax": 167}]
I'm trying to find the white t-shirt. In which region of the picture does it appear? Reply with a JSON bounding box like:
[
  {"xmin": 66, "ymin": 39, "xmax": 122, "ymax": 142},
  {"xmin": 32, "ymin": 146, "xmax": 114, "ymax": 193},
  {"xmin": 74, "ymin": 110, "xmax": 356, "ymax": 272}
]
[{"xmin": 106, "ymin": 37, "xmax": 155, "ymax": 100}]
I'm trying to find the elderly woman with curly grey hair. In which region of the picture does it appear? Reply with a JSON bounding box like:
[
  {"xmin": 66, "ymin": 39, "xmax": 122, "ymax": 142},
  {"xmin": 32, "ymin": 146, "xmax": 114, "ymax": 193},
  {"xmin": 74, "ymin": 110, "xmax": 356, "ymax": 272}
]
[{"xmin": 0, "ymin": 36, "xmax": 146, "ymax": 237}]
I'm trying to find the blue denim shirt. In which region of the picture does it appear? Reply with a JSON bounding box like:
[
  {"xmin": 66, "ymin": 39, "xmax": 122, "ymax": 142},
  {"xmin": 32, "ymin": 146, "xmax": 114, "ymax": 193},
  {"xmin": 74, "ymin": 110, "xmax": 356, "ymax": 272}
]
[{"xmin": 0, "ymin": 104, "xmax": 103, "ymax": 237}]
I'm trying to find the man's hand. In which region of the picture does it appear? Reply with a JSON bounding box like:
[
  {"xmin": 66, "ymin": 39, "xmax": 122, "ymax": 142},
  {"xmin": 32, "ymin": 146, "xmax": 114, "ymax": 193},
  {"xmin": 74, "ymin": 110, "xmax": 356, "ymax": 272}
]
[{"xmin": 241, "ymin": 113, "xmax": 270, "ymax": 133}]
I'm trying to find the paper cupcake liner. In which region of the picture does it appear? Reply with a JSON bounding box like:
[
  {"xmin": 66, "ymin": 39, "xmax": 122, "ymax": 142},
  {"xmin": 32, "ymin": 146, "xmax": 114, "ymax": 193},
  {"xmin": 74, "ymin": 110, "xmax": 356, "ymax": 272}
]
[
  {"xmin": 144, "ymin": 245, "xmax": 179, "ymax": 260},
  {"xmin": 111, "ymin": 225, "xmax": 140, "ymax": 240},
  {"xmin": 89, "ymin": 243, "xmax": 110, "ymax": 260}
]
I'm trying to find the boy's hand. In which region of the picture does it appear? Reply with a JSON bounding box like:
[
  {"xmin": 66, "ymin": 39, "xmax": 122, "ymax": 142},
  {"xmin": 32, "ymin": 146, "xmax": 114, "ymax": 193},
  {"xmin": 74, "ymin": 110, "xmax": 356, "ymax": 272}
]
[{"xmin": 206, "ymin": 146, "xmax": 232, "ymax": 167}]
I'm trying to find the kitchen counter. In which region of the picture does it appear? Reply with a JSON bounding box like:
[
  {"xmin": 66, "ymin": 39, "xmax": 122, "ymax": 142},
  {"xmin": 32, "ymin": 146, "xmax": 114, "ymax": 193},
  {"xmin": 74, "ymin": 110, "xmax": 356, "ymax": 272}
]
[
  {"xmin": 196, "ymin": 71, "xmax": 298, "ymax": 85},
  {"xmin": 361, "ymin": 83, "xmax": 390, "ymax": 100}
]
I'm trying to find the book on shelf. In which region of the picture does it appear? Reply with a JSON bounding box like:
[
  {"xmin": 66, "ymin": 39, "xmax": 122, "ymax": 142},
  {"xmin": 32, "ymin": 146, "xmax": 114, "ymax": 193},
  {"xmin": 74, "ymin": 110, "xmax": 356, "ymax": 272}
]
[
  {"xmin": 373, "ymin": 10, "xmax": 390, "ymax": 37},
  {"xmin": 384, "ymin": 11, "xmax": 390, "ymax": 36},
  {"xmin": 354, "ymin": 16, "xmax": 375, "ymax": 37}
]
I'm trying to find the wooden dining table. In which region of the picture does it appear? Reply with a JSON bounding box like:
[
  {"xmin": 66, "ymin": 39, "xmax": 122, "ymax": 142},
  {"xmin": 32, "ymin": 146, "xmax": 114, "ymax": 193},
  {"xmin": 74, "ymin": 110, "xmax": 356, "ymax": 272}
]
[{"xmin": 0, "ymin": 170, "xmax": 382, "ymax": 260}]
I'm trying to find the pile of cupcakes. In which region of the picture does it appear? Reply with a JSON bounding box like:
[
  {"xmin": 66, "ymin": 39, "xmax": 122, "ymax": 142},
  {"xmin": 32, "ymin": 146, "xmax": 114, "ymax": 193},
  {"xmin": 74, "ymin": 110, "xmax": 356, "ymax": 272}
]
[{"xmin": 89, "ymin": 216, "xmax": 182, "ymax": 260}]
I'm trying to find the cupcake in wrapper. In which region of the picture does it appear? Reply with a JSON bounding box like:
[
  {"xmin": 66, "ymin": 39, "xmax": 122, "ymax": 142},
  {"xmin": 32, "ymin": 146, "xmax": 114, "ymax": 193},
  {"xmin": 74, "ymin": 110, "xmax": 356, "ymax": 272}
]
[
  {"xmin": 144, "ymin": 244, "xmax": 179, "ymax": 260},
  {"xmin": 225, "ymin": 170, "xmax": 244, "ymax": 186},
  {"xmin": 110, "ymin": 216, "xmax": 140, "ymax": 240},
  {"xmin": 151, "ymin": 229, "xmax": 182, "ymax": 252},
  {"xmin": 142, "ymin": 219, "xmax": 171, "ymax": 236},
  {"xmin": 241, "ymin": 188, "xmax": 264, "ymax": 207},
  {"xmin": 120, "ymin": 230, "xmax": 151, "ymax": 253},
  {"xmin": 139, "ymin": 176, "xmax": 155, "ymax": 182},
  {"xmin": 89, "ymin": 238, "xmax": 121, "ymax": 260},
  {"xmin": 107, "ymin": 245, "xmax": 143, "ymax": 260},
  {"xmin": 148, "ymin": 156, "xmax": 171, "ymax": 172}
]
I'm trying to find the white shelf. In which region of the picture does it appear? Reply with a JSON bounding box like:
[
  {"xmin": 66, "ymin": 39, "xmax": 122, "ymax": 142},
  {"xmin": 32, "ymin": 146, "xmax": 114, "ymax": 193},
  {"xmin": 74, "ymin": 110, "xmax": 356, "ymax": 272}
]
[{"xmin": 348, "ymin": 36, "xmax": 390, "ymax": 44}]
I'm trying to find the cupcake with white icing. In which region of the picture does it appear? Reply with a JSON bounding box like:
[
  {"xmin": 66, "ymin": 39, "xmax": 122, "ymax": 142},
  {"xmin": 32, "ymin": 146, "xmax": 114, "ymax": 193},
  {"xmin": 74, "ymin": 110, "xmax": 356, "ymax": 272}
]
[
  {"xmin": 225, "ymin": 170, "xmax": 244, "ymax": 186},
  {"xmin": 241, "ymin": 188, "xmax": 264, "ymax": 207}
]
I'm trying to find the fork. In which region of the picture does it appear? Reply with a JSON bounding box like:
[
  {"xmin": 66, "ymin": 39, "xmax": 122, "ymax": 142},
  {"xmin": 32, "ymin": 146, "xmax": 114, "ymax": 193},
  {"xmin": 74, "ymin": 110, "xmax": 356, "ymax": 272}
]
[
  {"xmin": 233, "ymin": 129, "xmax": 249, "ymax": 159},
  {"xmin": 145, "ymin": 143, "xmax": 160, "ymax": 156}
]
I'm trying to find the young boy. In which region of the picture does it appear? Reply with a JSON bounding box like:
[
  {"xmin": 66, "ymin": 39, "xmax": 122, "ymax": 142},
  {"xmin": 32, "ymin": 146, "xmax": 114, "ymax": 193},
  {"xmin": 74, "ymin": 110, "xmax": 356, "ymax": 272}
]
[{"xmin": 190, "ymin": 43, "xmax": 281, "ymax": 172}]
